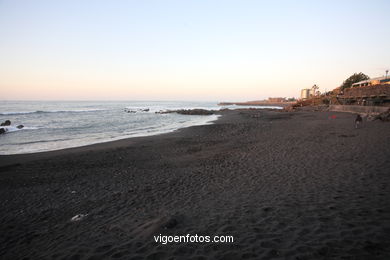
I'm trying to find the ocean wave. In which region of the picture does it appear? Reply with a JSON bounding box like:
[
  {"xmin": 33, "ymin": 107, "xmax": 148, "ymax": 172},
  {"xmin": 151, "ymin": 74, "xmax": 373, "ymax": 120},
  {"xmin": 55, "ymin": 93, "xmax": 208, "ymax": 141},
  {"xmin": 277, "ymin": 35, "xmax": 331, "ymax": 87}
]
[
  {"xmin": 9, "ymin": 138, "xmax": 71, "ymax": 145},
  {"xmin": 0, "ymin": 109, "xmax": 106, "ymax": 116},
  {"xmin": 0, "ymin": 125, "xmax": 40, "ymax": 133}
]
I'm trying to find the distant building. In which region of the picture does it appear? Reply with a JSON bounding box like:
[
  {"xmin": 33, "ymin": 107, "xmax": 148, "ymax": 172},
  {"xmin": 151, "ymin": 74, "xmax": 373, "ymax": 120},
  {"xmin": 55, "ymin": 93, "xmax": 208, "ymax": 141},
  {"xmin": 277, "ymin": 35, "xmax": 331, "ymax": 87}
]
[
  {"xmin": 352, "ymin": 76, "xmax": 390, "ymax": 88},
  {"xmin": 268, "ymin": 97, "xmax": 286, "ymax": 103},
  {"xmin": 300, "ymin": 89, "xmax": 310, "ymax": 100},
  {"xmin": 300, "ymin": 85, "xmax": 320, "ymax": 100}
]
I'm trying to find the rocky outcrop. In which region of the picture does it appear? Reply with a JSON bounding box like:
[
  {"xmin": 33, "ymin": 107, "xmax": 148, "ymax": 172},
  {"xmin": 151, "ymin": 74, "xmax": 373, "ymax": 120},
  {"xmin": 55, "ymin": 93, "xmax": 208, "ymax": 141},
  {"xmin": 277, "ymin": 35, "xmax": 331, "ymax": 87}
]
[
  {"xmin": 1, "ymin": 120, "xmax": 11, "ymax": 134},
  {"xmin": 218, "ymin": 101, "xmax": 293, "ymax": 107},
  {"xmin": 0, "ymin": 121, "xmax": 25, "ymax": 134},
  {"xmin": 371, "ymin": 108, "xmax": 390, "ymax": 122},
  {"xmin": 124, "ymin": 108, "xmax": 150, "ymax": 113},
  {"xmin": 1, "ymin": 120, "xmax": 11, "ymax": 126},
  {"xmin": 156, "ymin": 109, "xmax": 215, "ymax": 115}
]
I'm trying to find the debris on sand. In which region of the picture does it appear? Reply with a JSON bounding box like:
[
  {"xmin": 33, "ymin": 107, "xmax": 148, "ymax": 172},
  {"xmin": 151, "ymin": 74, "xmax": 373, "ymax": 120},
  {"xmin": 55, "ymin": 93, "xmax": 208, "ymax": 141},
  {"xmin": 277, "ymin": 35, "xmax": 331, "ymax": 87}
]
[{"xmin": 71, "ymin": 214, "xmax": 88, "ymax": 222}]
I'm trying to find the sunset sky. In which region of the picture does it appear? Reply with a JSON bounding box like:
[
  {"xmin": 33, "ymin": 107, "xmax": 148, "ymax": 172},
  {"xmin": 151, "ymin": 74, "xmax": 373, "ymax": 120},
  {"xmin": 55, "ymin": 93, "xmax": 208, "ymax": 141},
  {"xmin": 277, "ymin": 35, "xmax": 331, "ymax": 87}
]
[{"xmin": 0, "ymin": 0, "xmax": 389, "ymax": 101}]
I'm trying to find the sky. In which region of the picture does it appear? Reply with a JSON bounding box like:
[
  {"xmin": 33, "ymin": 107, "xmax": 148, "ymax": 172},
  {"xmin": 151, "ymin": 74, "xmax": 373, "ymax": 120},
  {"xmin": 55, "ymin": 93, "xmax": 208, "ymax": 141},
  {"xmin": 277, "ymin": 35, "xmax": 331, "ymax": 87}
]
[{"xmin": 0, "ymin": 0, "xmax": 389, "ymax": 101}]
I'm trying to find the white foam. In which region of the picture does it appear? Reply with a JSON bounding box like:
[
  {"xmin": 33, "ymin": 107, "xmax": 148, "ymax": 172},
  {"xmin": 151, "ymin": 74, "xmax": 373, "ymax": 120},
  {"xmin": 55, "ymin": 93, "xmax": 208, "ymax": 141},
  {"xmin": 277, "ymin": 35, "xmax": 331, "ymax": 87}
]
[
  {"xmin": 0, "ymin": 125, "xmax": 39, "ymax": 133},
  {"xmin": 0, "ymin": 109, "xmax": 106, "ymax": 116}
]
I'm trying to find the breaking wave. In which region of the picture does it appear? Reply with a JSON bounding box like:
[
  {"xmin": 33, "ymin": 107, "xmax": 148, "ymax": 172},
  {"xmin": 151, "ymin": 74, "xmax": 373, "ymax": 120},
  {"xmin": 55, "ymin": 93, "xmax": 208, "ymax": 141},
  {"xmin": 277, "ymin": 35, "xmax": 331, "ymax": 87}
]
[{"xmin": 0, "ymin": 109, "xmax": 106, "ymax": 116}]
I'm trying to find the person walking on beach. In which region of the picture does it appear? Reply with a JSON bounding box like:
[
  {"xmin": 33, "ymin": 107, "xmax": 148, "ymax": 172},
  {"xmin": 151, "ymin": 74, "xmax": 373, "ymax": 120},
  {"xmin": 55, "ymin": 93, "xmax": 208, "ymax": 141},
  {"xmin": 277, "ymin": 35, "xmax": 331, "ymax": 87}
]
[{"xmin": 355, "ymin": 114, "xmax": 363, "ymax": 129}]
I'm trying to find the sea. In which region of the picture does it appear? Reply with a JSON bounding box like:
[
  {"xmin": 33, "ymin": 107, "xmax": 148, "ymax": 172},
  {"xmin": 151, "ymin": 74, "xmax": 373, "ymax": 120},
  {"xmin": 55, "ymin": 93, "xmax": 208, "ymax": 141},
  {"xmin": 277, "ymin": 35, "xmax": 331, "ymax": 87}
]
[{"xmin": 0, "ymin": 101, "xmax": 281, "ymax": 155}]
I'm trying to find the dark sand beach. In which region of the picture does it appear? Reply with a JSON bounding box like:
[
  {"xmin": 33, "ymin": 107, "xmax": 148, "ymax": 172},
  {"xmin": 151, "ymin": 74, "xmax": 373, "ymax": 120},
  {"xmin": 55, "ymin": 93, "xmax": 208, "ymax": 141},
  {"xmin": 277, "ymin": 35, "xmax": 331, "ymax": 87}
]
[{"xmin": 1, "ymin": 109, "xmax": 390, "ymax": 259}]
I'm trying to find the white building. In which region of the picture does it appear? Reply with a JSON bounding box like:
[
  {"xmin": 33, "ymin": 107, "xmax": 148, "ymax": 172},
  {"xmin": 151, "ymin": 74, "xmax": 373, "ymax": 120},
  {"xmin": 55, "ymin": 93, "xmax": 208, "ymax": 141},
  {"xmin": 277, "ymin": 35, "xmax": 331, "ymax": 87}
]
[
  {"xmin": 301, "ymin": 85, "xmax": 319, "ymax": 100},
  {"xmin": 301, "ymin": 89, "xmax": 310, "ymax": 100},
  {"xmin": 351, "ymin": 76, "xmax": 390, "ymax": 88}
]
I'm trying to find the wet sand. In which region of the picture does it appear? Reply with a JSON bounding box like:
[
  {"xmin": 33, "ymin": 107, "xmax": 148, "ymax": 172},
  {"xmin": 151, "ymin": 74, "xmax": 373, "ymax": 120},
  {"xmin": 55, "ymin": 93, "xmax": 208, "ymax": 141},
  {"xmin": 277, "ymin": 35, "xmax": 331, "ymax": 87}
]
[{"xmin": 1, "ymin": 109, "xmax": 390, "ymax": 259}]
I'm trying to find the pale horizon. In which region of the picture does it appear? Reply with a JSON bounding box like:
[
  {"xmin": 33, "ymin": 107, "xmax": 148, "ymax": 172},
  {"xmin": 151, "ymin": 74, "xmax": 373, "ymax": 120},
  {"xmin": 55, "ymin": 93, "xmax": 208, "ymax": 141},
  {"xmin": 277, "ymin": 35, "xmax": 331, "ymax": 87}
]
[{"xmin": 1, "ymin": 0, "xmax": 389, "ymax": 101}]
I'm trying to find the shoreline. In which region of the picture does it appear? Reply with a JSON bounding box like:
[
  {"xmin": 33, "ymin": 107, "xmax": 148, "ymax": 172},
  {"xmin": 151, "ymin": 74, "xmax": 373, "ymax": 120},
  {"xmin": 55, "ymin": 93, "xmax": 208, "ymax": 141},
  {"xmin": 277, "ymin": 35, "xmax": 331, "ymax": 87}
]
[
  {"xmin": 1, "ymin": 109, "xmax": 390, "ymax": 259},
  {"xmin": 0, "ymin": 107, "xmax": 281, "ymax": 165},
  {"xmin": 0, "ymin": 115, "xmax": 221, "ymax": 164},
  {"xmin": 0, "ymin": 111, "xmax": 225, "ymax": 167},
  {"xmin": 0, "ymin": 106, "xmax": 280, "ymax": 158},
  {"xmin": 218, "ymin": 101, "xmax": 293, "ymax": 107}
]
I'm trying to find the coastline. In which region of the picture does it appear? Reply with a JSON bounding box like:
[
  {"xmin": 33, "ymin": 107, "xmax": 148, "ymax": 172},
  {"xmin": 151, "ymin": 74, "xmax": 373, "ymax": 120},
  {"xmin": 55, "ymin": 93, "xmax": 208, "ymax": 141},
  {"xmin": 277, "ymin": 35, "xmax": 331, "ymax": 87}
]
[
  {"xmin": 0, "ymin": 101, "xmax": 225, "ymax": 156},
  {"xmin": 0, "ymin": 108, "xmax": 277, "ymax": 166},
  {"xmin": 1, "ymin": 109, "xmax": 390, "ymax": 259},
  {"xmin": 218, "ymin": 101, "xmax": 293, "ymax": 107},
  {"xmin": 0, "ymin": 111, "xmax": 224, "ymax": 167}
]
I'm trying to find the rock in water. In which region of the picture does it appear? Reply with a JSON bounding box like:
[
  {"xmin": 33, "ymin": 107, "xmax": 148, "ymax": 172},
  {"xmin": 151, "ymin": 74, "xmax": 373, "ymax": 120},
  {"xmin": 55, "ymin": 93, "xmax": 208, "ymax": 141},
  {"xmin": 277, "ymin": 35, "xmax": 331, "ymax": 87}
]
[
  {"xmin": 0, "ymin": 128, "xmax": 6, "ymax": 134},
  {"xmin": 1, "ymin": 120, "xmax": 11, "ymax": 126},
  {"xmin": 156, "ymin": 109, "xmax": 214, "ymax": 115},
  {"xmin": 176, "ymin": 109, "xmax": 214, "ymax": 115},
  {"xmin": 17, "ymin": 125, "xmax": 24, "ymax": 129}
]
